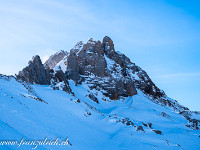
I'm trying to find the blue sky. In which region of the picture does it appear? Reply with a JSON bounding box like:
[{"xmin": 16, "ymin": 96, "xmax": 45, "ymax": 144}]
[{"xmin": 0, "ymin": 0, "xmax": 200, "ymax": 110}]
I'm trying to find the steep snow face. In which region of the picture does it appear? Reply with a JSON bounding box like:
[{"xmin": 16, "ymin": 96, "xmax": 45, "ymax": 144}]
[{"xmin": 0, "ymin": 75, "xmax": 200, "ymax": 150}]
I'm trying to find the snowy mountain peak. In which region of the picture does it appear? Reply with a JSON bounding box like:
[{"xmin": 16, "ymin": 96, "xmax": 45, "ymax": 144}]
[
  {"xmin": 3, "ymin": 36, "xmax": 199, "ymax": 149},
  {"xmin": 16, "ymin": 37, "xmax": 177, "ymax": 101}
]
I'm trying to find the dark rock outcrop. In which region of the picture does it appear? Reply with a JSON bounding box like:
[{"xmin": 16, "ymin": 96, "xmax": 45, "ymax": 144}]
[
  {"xmin": 118, "ymin": 118, "xmax": 134, "ymax": 126},
  {"xmin": 50, "ymin": 66, "xmax": 72, "ymax": 93},
  {"xmin": 152, "ymin": 129, "xmax": 162, "ymax": 135},
  {"xmin": 148, "ymin": 123, "xmax": 152, "ymax": 128},
  {"xmin": 178, "ymin": 110, "xmax": 200, "ymax": 130},
  {"xmin": 137, "ymin": 126, "xmax": 144, "ymax": 132},
  {"xmin": 18, "ymin": 55, "xmax": 50, "ymax": 85},
  {"xmin": 88, "ymin": 94, "xmax": 99, "ymax": 103}
]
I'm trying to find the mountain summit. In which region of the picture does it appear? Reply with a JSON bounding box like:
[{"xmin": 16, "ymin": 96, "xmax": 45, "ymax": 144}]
[
  {"xmin": 18, "ymin": 36, "xmax": 165, "ymax": 100},
  {"xmin": 0, "ymin": 36, "xmax": 199, "ymax": 149}
]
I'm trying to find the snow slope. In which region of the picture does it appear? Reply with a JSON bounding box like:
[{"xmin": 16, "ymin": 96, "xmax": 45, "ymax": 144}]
[{"xmin": 0, "ymin": 75, "xmax": 200, "ymax": 150}]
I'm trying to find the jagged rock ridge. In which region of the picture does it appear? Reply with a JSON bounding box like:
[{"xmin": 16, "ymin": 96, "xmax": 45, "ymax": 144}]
[
  {"xmin": 18, "ymin": 55, "xmax": 51, "ymax": 85},
  {"xmin": 17, "ymin": 55, "xmax": 72, "ymax": 93},
  {"xmin": 18, "ymin": 36, "xmax": 164, "ymax": 100}
]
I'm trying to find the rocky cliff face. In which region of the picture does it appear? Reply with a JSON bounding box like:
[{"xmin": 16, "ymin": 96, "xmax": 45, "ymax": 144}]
[
  {"xmin": 18, "ymin": 55, "xmax": 51, "ymax": 85},
  {"xmin": 17, "ymin": 55, "xmax": 72, "ymax": 93},
  {"xmin": 64, "ymin": 37, "xmax": 164, "ymax": 100},
  {"xmin": 65, "ymin": 37, "xmax": 138, "ymax": 99}
]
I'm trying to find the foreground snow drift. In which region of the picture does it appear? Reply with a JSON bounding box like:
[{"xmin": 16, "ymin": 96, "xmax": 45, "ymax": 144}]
[{"xmin": 0, "ymin": 76, "xmax": 199, "ymax": 150}]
